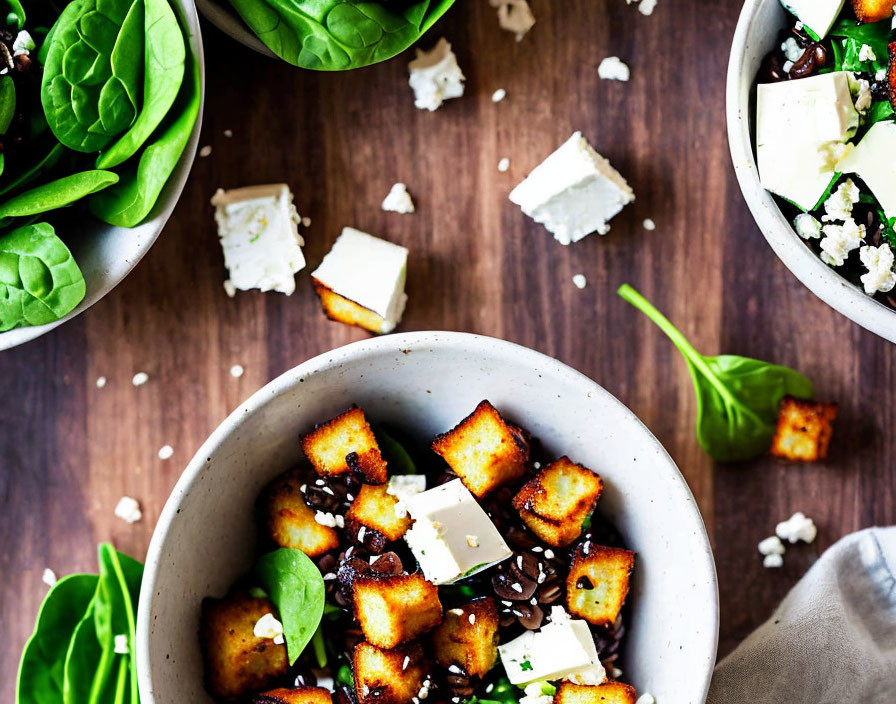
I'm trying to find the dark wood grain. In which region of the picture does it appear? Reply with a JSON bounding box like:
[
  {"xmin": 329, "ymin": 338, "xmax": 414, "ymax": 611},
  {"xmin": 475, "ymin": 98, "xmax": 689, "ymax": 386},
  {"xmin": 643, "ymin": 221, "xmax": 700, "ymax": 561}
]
[{"xmin": 2, "ymin": 0, "xmax": 896, "ymax": 696}]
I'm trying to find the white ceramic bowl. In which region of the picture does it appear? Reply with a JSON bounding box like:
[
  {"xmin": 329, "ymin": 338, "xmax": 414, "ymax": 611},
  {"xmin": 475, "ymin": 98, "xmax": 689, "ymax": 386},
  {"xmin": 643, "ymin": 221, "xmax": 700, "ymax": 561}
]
[
  {"xmin": 195, "ymin": 0, "xmax": 274, "ymax": 58},
  {"xmin": 137, "ymin": 331, "xmax": 719, "ymax": 703},
  {"xmin": 0, "ymin": 3, "xmax": 205, "ymax": 351},
  {"xmin": 727, "ymin": 0, "xmax": 896, "ymax": 343}
]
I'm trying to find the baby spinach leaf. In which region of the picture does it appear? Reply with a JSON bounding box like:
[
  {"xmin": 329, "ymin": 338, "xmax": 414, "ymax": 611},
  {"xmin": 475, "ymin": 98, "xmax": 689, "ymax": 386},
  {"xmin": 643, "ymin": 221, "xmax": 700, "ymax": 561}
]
[
  {"xmin": 225, "ymin": 0, "xmax": 456, "ymax": 70},
  {"xmin": 0, "ymin": 143, "xmax": 66, "ymax": 197},
  {"xmin": 4, "ymin": 0, "xmax": 24, "ymax": 29},
  {"xmin": 255, "ymin": 548, "xmax": 325, "ymax": 666},
  {"xmin": 618, "ymin": 284, "xmax": 813, "ymax": 462},
  {"xmin": 90, "ymin": 41, "xmax": 199, "ymax": 227},
  {"xmin": 40, "ymin": 0, "xmax": 142, "ymax": 152},
  {"xmin": 63, "ymin": 600, "xmax": 103, "ymax": 704},
  {"xmin": 0, "ymin": 222, "xmax": 86, "ymax": 331},
  {"xmin": 829, "ymin": 18, "xmax": 891, "ymax": 73},
  {"xmin": 375, "ymin": 427, "xmax": 417, "ymax": 474},
  {"xmin": 0, "ymin": 76, "xmax": 16, "ymax": 134},
  {"xmin": 0, "ymin": 170, "xmax": 118, "ymax": 217},
  {"xmin": 96, "ymin": 0, "xmax": 185, "ymax": 169},
  {"xmin": 16, "ymin": 574, "xmax": 99, "ymax": 704}
]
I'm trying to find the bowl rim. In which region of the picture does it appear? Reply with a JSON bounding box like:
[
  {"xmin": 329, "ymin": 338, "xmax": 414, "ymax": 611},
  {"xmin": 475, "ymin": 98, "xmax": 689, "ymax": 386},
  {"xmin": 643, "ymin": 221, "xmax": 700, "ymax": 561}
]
[
  {"xmin": 725, "ymin": 0, "xmax": 896, "ymax": 344},
  {"xmin": 136, "ymin": 330, "xmax": 720, "ymax": 703},
  {"xmin": 0, "ymin": 1, "xmax": 206, "ymax": 351},
  {"xmin": 195, "ymin": 0, "xmax": 276, "ymax": 58}
]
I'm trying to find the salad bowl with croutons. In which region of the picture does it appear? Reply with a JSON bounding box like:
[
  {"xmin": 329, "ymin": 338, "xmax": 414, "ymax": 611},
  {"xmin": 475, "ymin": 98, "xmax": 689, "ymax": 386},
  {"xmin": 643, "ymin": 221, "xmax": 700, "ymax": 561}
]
[{"xmin": 138, "ymin": 332, "xmax": 718, "ymax": 704}]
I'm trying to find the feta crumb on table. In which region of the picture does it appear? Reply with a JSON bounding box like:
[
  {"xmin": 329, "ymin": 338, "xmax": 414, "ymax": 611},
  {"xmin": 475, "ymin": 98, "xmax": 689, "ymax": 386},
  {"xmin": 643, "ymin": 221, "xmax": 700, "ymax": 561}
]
[
  {"xmin": 96, "ymin": 376, "xmax": 107, "ymax": 389},
  {"xmin": 157, "ymin": 445, "xmax": 174, "ymax": 460},
  {"xmin": 643, "ymin": 218, "xmax": 656, "ymax": 231},
  {"xmin": 498, "ymin": 157, "xmax": 511, "ymax": 172},
  {"xmin": 131, "ymin": 372, "xmax": 148, "ymax": 386},
  {"xmin": 382, "ymin": 183, "xmax": 416, "ymax": 214},
  {"xmin": 211, "ymin": 184, "xmax": 305, "ymax": 295},
  {"xmin": 776, "ymin": 512, "xmax": 818, "ymax": 544},
  {"xmin": 763, "ymin": 553, "xmax": 784, "ymax": 568},
  {"xmin": 492, "ymin": 88, "xmax": 507, "ymax": 103},
  {"xmin": 230, "ymin": 364, "xmax": 245, "ymax": 378},
  {"xmin": 114, "ymin": 496, "xmax": 142, "ymax": 524},
  {"xmin": 758, "ymin": 535, "xmax": 786, "ymax": 567},
  {"xmin": 489, "ymin": 0, "xmax": 535, "ymax": 41},
  {"xmin": 408, "ymin": 38, "xmax": 465, "ymax": 112},
  {"xmin": 572, "ymin": 274, "xmax": 587, "ymax": 289},
  {"xmin": 42, "ymin": 568, "xmax": 57, "ymax": 587},
  {"xmin": 859, "ymin": 245, "xmax": 896, "ymax": 295},
  {"xmin": 199, "ymin": 145, "xmax": 212, "ymax": 157},
  {"xmin": 598, "ymin": 56, "xmax": 630, "ymax": 82}
]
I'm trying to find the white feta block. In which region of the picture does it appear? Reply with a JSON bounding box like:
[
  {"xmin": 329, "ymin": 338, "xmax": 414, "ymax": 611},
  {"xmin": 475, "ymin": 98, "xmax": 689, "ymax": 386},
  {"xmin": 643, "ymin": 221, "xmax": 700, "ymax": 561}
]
[
  {"xmin": 839, "ymin": 121, "xmax": 896, "ymax": 218},
  {"xmin": 757, "ymin": 72, "xmax": 859, "ymax": 211},
  {"xmin": 781, "ymin": 0, "xmax": 845, "ymax": 39},
  {"xmin": 311, "ymin": 227, "xmax": 408, "ymax": 334},
  {"xmin": 509, "ymin": 132, "xmax": 635, "ymax": 244},
  {"xmin": 408, "ymin": 38, "xmax": 465, "ymax": 112},
  {"xmin": 498, "ymin": 606, "xmax": 606, "ymax": 685},
  {"xmin": 403, "ymin": 479, "xmax": 512, "ymax": 584},
  {"xmin": 211, "ymin": 184, "xmax": 305, "ymax": 295}
]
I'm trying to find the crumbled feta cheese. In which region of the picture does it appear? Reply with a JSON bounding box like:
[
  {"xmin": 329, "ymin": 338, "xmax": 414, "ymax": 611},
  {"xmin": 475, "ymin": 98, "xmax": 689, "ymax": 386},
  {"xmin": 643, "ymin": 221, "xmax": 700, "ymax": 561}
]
[
  {"xmin": 637, "ymin": 0, "xmax": 657, "ymax": 15},
  {"xmin": 859, "ymin": 44, "xmax": 877, "ymax": 63},
  {"xmin": 466, "ymin": 535, "xmax": 480, "ymax": 547},
  {"xmin": 212, "ymin": 184, "xmax": 305, "ymax": 295},
  {"xmin": 131, "ymin": 372, "xmax": 149, "ymax": 386},
  {"xmin": 12, "ymin": 30, "xmax": 32, "ymax": 56},
  {"xmin": 781, "ymin": 37, "xmax": 802, "ymax": 62},
  {"xmin": 489, "ymin": 0, "xmax": 535, "ymax": 40},
  {"xmin": 223, "ymin": 129, "xmax": 233, "ymax": 138},
  {"xmin": 96, "ymin": 376, "xmax": 107, "ymax": 389},
  {"xmin": 302, "ymin": 216, "xmax": 312, "ymax": 227},
  {"xmin": 635, "ymin": 695, "xmax": 656, "ymax": 704},
  {"xmin": 876, "ymin": 68, "xmax": 887, "ymax": 82},
  {"xmin": 114, "ymin": 496, "xmax": 142, "ymax": 524},
  {"xmin": 114, "ymin": 634, "xmax": 129, "ymax": 654},
  {"xmin": 859, "ymin": 245, "xmax": 896, "ymax": 295},
  {"xmin": 776, "ymin": 512, "xmax": 818, "ymax": 544},
  {"xmin": 643, "ymin": 218, "xmax": 656, "ymax": 231},
  {"xmin": 572, "ymin": 274, "xmax": 587, "ymax": 289},
  {"xmin": 358, "ymin": 525, "xmax": 367, "ymax": 542},
  {"xmin": 492, "ymin": 88, "xmax": 507, "ymax": 103},
  {"xmin": 519, "ymin": 685, "xmax": 553, "ymax": 704},
  {"xmin": 598, "ymin": 56, "xmax": 630, "ymax": 82},
  {"xmin": 469, "ymin": 613, "xmax": 476, "ymax": 624},
  {"xmin": 223, "ymin": 279, "xmax": 236, "ymax": 298},
  {"xmin": 199, "ymin": 145, "xmax": 212, "ymax": 157},
  {"xmin": 42, "ymin": 568, "xmax": 57, "ymax": 587},
  {"xmin": 230, "ymin": 364, "xmax": 244, "ymax": 378},
  {"xmin": 758, "ymin": 535, "xmax": 786, "ymax": 558},
  {"xmin": 335, "ymin": 514, "xmax": 345, "ymax": 529},
  {"xmin": 253, "ymin": 613, "xmax": 285, "ymax": 645},
  {"xmin": 157, "ymin": 445, "xmax": 174, "ymax": 460},
  {"xmin": 823, "ymin": 180, "xmax": 860, "ymax": 223},
  {"xmin": 543, "ymin": 549, "xmax": 555, "ymax": 560},
  {"xmin": 763, "ymin": 553, "xmax": 784, "ymax": 568},
  {"xmin": 820, "ymin": 218, "xmax": 865, "ymax": 267},
  {"xmin": 498, "ymin": 157, "xmax": 511, "ymax": 172},
  {"xmin": 782, "ymin": 60, "xmax": 794, "ymax": 73},
  {"xmin": 853, "ymin": 78, "xmax": 872, "ymax": 113},
  {"xmin": 408, "ymin": 38, "xmax": 465, "ymax": 111},
  {"xmin": 793, "ymin": 213, "xmax": 822, "ymax": 240},
  {"xmin": 387, "ymin": 474, "xmax": 427, "ymax": 518},
  {"xmin": 382, "ymin": 183, "xmax": 416, "ymax": 214},
  {"xmin": 314, "ymin": 511, "xmax": 338, "ymax": 527}
]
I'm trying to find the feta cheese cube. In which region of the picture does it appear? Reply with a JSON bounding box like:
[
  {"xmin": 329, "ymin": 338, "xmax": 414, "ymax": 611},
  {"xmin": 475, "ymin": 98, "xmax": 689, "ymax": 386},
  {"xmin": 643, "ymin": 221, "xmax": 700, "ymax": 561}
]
[
  {"xmin": 509, "ymin": 132, "xmax": 635, "ymax": 245},
  {"xmin": 839, "ymin": 121, "xmax": 896, "ymax": 218},
  {"xmin": 408, "ymin": 39, "xmax": 465, "ymax": 112},
  {"xmin": 403, "ymin": 479, "xmax": 512, "ymax": 584},
  {"xmin": 211, "ymin": 184, "xmax": 305, "ymax": 295},
  {"xmin": 756, "ymin": 72, "xmax": 859, "ymax": 211},
  {"xmin": 781, "ymin": 0, "xmax": 845, "ymax": 39},
  {"xmin": 311, "ymin": 227, "xmax": 409, "ymax": 334},
  {"xmin": 498, "ymin": 607, "xmax": 605, "ymax": 685}
]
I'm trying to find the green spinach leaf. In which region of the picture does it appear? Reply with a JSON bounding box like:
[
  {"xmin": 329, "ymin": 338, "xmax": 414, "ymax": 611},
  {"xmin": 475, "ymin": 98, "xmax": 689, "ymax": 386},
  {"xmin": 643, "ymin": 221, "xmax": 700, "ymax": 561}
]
[
  {"xmin": 16, "ymin": 574, "xmax": 99, "ymax": 704},
  {"xmin": 63, "ymin": 600, "xmax": 103, "ymax": 704},
  {"xmin": 4, "ymin": 0, "xmax": 24, "ymax": 28},
  {"xmin": 0, "ymin": 170, "xmax": 118, "ymax": 217},
  {"xmin": 618, "ymin": 284, "xmax": 813, "ymax": 462},
  {"xmin": 0, "ymin": 75, "xmax": 16, "ymax": 134},
  {"xmin": 255, "ymin": 548, "xmax": 325, "ymax": 666},
  {"xmin": 225, "ymin": 0, "xmax": 456, "ymax": 70},
  {"xmin": 375, "ymin": 428, "xmax": 417, "ymax": 474},
  {"xmin": 0, "ymin": 222, "xmax": 85, "ymax": 331},
  {"xmin": 829, "ymin": 18, "xmax": 891, "ymax": 73},
  {"xmin": 0, "ymin": 143, "xmax": 66, "ymax": 197}
]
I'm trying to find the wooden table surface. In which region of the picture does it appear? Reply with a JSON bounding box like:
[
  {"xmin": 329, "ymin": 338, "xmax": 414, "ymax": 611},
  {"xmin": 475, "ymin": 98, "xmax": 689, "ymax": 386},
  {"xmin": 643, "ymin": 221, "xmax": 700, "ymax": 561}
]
[{"xmin": 3, "ymin": 0, "xmax": 896, "ymax": 697}]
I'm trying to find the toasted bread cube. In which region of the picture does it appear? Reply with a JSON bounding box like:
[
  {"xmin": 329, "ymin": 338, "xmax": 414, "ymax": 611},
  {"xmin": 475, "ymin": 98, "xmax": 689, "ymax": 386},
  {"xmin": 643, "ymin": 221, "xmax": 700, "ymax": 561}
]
[
  {"xmin": 889, "ymin": 43, "xmax": 896, "ymax": 113},
  {"xmin": 347, "ymin": 483, "xmax": 411, "ymax": 543},
  {"xmin": 301, "ymin": 407, "xmax": 387, "ymax": 484},
  {"xmin": 513, "ymin": 457, "xmax": 603, "ymax": 547},
  {"xmin": 769, "ymin": 396, "xmax": 838, "ymax": 462},
  {"xmin": 200, "ymin": 593, "xmax": 288, "ymax": 699},
  {"xmin": 851, "ymin": 0, "xmax": 895, "ymax": 23},
  {"xmin": 314, "ymin": 283, "xmax": 398, "ymax": 335},
  {"xmin": 263, "ymin": 470, "xmax": 339, "ymax": 557},
  {"xmin": 353, "ymin": 572, "xmax": 443, "ymax": 648},
  {"xmin": 555, "ymin": 682, "xmax": 637, "ymax": 704},
  {"xmin": 432, "ymin": 401, "xmax": 529, "ymax": 497},
  {"xmin": 253, "ymin": 687, "xmax": 334, "ymax": 704},
  {"xmin": 566, "ymin": 545, "xmax": 634, "ymax": 627},
  {"xmin": 353, "ymin": 641, "xmax": 424, "ymax": 704},
  {"xmin": 432, "ymin": 598, "xmax": 500, "ymax": 677}
]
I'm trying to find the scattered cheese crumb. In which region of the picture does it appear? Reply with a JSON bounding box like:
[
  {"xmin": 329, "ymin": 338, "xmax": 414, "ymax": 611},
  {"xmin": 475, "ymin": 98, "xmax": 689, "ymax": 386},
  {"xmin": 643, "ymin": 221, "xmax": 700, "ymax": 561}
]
[
  {"xmin": 223, "ymin": 279, "xmax": 236, "ymax": 298},
  {"xmin": 498, "ymin": 157, "xmax": 511, "ymax": 172},
  {"xmin": 382, "ymin": 183, "xmax": 416, "ymax": 214},
  {"xmin": 489, "ymin": 0, "xmax": 535, "ymax": 41},
  {"xmin": 572, "ymin": 274, "xmax": 587, "ymax": 289},
  {"xmin": 157, "ymin": 445, "xmax": 174, "ymax": 460},
  {"xmin": 96, "ymin": 376, "xmax": 107, "ymax": 389},
  {"xmin": 854, "ymin": 78, "xmax": 872, "ymax": 113},
  {"xmin": 643, "ymin": 218, "xmax": 656, "ymax": 231},
  {"xmin": 448, "ymin": 608, "xmax": 464, "ymax": 616},
  {"xmin": 114, "ymin": 496, "xmax": 142, "ymax": 524},
  {"xmin": 598, "ymin": 56, "xmax": 630, "ymax": 82},
  {"xmin": 859, "ymin": 245, "xmax": 896, "ymax": 295},
  {"xmin": 637, "ymin": 0, "xmax": 657, "ymax": 15},
  {"xmin": 131, "ymin": 372, "xmax": 149, "ymax": 386},
  {"xmin": 876, "ymin": 68, "xmax": 887, "ymax": 81},
  {"xmin": 635, "ymin": 695, "xmax": 656, "ymax": 704},
  {"xmin": 492, "ymin": 88, "xmax": 507, "ymax": 103},
  {"xmin": 315, "ymin": 511, "xmax": 338, "ymax": 527},
  {"xmin": 466, "ymin": 535, "xmax": 480, "ymax": 548},
  {"xmin": 408, "ymin": 38, "xmax": 465, "ymax": 112},
  {"xmin": 469, "ymin": 613, "xmax": 476, "ymax": 624},
  {"xmin": 793, "ymin": 213, "xmax": 822, "ymax": 240},
  {"xmin": 223, "ymin": 129, "xmax": 233, "ymax": 138},
  {"xmin": 199, "ymin": 145, "xmax": 212, "ymax": 158},
  {"xmin": 823, "ymin": 179, "xmax": 860, "ymax": 223},
  {"xmin": 253, "ymin": 613, "xmax": 285, "ymax": 645},
  {"xmin": 302, "ymin": 216, "xmax": 312, "ymax": 227},
  {"xmin": 781, "ymin": 37, "xmax": 802, "ymax": 62},
  {"xmin": 763, "ymin": 554, "xmax": 784, "ymax": 568},
  {"xmin": 114, "ymin": 634, "xmax": 129, "ymax": 654},
  {"xmin": 230, "ymin": 364, "xmax": 245, "ymax": 378},
  {"xmin": 758, "ymin": 535, "xmax": 786, "ymax": 567},
  {"xmin": 820, "ymin": 218, "xmax": 865, "ymax": 267},
  {"xmin": 42, "ymin": 568, "xmax": 57, "ymax": 587},
  {"xmin": 859, "ymin": 43, "xmax": 877, "ymax": 63},
  {"xmin": 775, "ymin": 512, "xmax": 818, "ymax": 544}
]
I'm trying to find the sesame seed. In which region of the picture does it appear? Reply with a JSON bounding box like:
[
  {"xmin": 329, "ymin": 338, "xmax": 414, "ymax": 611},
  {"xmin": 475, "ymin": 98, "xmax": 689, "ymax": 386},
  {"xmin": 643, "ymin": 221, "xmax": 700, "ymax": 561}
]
[
  {"xmin": 511, "ymin": 582, "xmax": 523, "ymax": 593},
  {"xmin": 502, "ymin": 600, "xmax": 512, "ymax": 606},
  {"xmin": 512, "ymin": 610, "xmax": 523, "ymax": 617},
  {"xmin": 223, "ymin": 279, "xmax": 236, "ymax": 298},
  {"xmin": 544, "ymin": 549, "xmax": 555, "ymax": 560},
  {"xmin": 486, "ymin": 685, "xmax": 495, "ymax": 694},
  {"xmin": 345, "ymin": 547, "xmax": 354, "ymax": 557},
  {"xmin": 449, "ymin": 607, "xmax": 464, "ymax": 615},
  {"xmin": 335, "ymin": 515, "xmax": 345, "ymax": 528},
  {"xmin": 537, "ymin": 573, "xmax": 546, "ymax": 583},
  {"xmin": 516, "ymin": 556, "xmax": 524, "ymax": 569},
  {"xmin": 531, "ymin": 546, "xmax": 543, "ymax": 553},
  {"xmin": 315, "ymin": 479, "xmax": 325, "ymax": 486},
  {"xmin": 347, "ymin": 493, "xmax": 354, "ymax": 501},
  {"xmin": 323, "ymin": 572, "xmax": 337, "ymax": 580},
  {"xmin": 131, "ymin": 372, "xmax": 149, "ymax": 386},
  {"xmin": 302, "ymin": 216, "xmax": 312, "ymax": 227},
  {"xmin": 469, "ymin": 613, "xmax": 476, "ymax": 624},
  {"xmin": 448, "ymin": 665, "xmax": 462, "ymax": 674},
  {"xmin": 300, "ymin": 484, "xmax": 307, "ymax": 493},
  {"xmin": 322, "ymin": 486, "xmax": 335, "ymax": 496},
  {"xmin": 582, "ymin": 541, "xmax": 591, "ymax": 555},
  {"xmin": 530, "ymin": 597, "xmax": 537, "ymax": 605},
  {"xmin": 572, "ymin": 274, "xmax": 587, "ymax": 289},
  {"xmin": 403, "ymin": 656, "xmax": 410, "ymax": 670},
  {"xmin": 199, "ymin": 145, "xmax": 212, "ymax": 157},
  {"xmin": 358, "ymin": 526, "xmax": 367, "ymax": 541},
  {"xmin": 223, "ymin": 129, "xmax": 233, "ymax": 138}
]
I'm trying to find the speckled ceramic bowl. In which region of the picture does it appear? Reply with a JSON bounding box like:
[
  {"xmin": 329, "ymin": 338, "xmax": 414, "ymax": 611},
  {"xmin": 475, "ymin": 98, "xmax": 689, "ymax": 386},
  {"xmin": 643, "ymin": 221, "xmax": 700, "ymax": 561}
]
[
  {"xmin": 0, "ymin": 1, "xmax": 205, "ymax": 351},
  {"xmin": 137, "ymin": 332, "xmax": 719, "ymax": 703},
  {"xmin": 727, "ymin": 0, "xmax": 896, "ymax": 343}
]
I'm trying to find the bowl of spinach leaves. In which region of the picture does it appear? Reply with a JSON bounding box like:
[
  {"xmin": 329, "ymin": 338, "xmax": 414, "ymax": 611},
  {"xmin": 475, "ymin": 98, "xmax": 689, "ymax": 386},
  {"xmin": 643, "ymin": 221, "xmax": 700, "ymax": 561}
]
[
  {"xmin": 0, "ymin": 0, "xmax": 204, "ymax": 349},
  {"xmin": 195, "ymin": 0, "xmax": 456, "ymax": 70}
]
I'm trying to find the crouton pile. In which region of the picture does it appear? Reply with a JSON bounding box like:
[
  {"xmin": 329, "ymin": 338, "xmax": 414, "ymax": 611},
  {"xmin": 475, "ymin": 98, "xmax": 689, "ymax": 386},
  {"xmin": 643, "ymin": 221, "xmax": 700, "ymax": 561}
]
[{"xmin": 201, "ymin": 401, "xmax": 638, "ymax": 703}]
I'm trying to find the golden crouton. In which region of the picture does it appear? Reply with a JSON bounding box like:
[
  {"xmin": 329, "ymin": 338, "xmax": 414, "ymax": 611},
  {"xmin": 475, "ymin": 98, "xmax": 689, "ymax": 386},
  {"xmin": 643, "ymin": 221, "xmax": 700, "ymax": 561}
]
[
  {"xmin": 314, "ymin": 282, "xmax": 394, "ymax": 335},
  {"xmin": 432, "ymin": 597, "xmax": 500, "ymax": 677},
  {"xmin": 431, "ymin": 401, "xmax": 529, "ymax": 498},
  {"xmin": 200, "ymin": 593, "xmax": 288, "ymax": 699},
  {"xmin": 769, "ymin": 396, "xmax": 838, "ymax": 462},
  {"xmin": 555, "ymin": 682, "xmax": 637, "ymax": 704},
  {"xmin": 353, "ymin": 641, "xmax": 424, "ymax": 704},
  {"xmin": 513, "ymin": 457, "xmax": 603, "ymax": 547},
  {"xmin": 851, "ymin": 0, "xmax": 895, "ymax": 23},
  {"xmin": 566, "ymin": 545, "xmax": 634, "ymax": 627},
  {"xmin": 346, "ymin": 483, "xmax": 411, "ymax": 544},
  {"xmin": 263, "ymin": 470, "xmax": 339, "ymax": 557},
  {"xmin": 353, "ymin": 572, "xmax": 443, "ymax": 648},
  {"xmin": 301, "ymin": 407, "xmax": 388, "ymax": 484},
  {"xmin": 253, "ymin": 687, "xmax": 334, "ymax": 704},
  {"xmin": 888, "ymin": 42, "xmax": 896, "ymax": 117}
]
